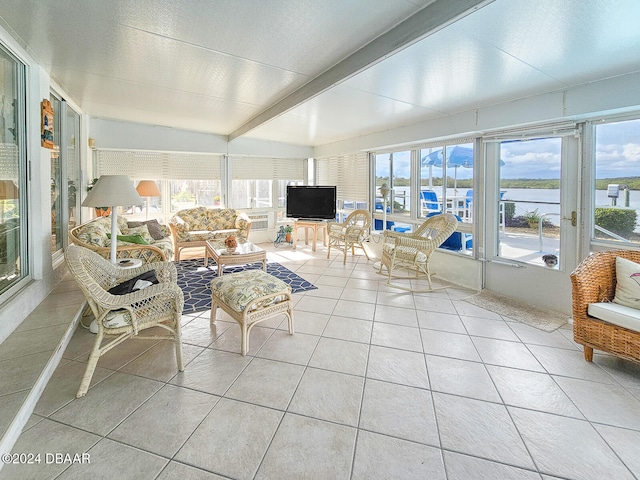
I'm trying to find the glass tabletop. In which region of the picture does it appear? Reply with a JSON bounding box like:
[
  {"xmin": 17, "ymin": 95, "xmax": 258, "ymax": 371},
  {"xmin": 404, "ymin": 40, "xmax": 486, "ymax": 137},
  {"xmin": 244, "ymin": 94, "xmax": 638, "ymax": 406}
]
[{"xmin": 208, "ymin": 239, "xmax": 264, "ymax": 256}]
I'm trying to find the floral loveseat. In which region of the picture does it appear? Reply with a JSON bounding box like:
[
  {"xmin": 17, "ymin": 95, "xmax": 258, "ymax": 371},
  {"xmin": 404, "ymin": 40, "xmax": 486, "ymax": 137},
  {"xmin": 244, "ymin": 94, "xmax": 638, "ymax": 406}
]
[
  {"xmin": 69, "ymin": 216, "xmax": 174, "ymax": 263},
  {"xmin": 169, "ymin": 207, "xmax": 251, "ymax": 260}
]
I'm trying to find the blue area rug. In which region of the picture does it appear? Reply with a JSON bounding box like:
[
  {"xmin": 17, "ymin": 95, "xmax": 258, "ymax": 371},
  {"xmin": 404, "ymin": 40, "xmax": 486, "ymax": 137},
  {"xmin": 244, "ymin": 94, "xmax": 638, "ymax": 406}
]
[{"xmin": 175, "ymin": 259, "xmax": 317, "ymax": 314}]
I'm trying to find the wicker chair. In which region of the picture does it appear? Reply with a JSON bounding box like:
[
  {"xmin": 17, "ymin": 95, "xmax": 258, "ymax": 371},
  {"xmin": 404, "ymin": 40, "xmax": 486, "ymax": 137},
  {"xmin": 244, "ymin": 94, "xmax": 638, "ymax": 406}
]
[
  {"xmin": 65, "ymin": 245, "xmax": 184, "ymax": 397},
  {"xmin": 327, "ymin": 209, "xmax": 372, "ymax": 264},
  {"xmin": 379, "ymin": 213, "xmax": 458, "ymax": 292},
  {"xmin": 570, "ymin": 250, "xmax": 640, "ymax": 364}
]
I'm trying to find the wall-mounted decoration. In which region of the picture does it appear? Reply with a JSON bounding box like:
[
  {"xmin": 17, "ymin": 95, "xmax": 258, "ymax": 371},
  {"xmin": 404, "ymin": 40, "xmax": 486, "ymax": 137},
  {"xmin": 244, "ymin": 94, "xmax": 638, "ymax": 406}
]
[{"xmin": 41, "ymin": 99, "xmax": 54, "ymax": 149}]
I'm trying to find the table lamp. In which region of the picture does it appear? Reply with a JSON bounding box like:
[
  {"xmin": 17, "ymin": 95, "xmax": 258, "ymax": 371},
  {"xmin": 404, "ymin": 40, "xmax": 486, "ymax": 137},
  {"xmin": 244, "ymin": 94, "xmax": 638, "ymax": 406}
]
[
  {"xmin": 136, "ymin": 180, "xmax": 161, "ymax": 219},
  {"xmin": 82, "ymin": 175, "xmax": 143, "ymax": 262}
]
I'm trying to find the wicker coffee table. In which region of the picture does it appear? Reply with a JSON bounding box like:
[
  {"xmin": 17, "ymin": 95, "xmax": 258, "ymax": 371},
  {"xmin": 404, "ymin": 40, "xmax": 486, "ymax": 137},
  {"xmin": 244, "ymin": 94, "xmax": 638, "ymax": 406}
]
[{"xmin": 204, "ymin": 239, "xmax": 267, "ymax": 276}]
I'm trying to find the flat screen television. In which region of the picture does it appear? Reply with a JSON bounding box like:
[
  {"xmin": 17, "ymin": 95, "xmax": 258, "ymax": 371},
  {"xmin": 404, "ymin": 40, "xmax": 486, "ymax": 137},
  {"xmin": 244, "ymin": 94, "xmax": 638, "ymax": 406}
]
[{"xmin": 286, "ymin": 185, "xmax": 337, "ymax": 220}]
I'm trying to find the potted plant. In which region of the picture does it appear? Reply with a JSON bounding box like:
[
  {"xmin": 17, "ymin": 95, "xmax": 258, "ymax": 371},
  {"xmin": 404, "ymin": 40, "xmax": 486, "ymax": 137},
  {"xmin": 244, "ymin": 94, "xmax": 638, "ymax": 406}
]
[
  {"xmin": 523, "ymin": 208, "xmax": 540, "ymax": 229},
  {"xmin": 284, "ymin": 225, "xmax": 293, "ymax": 243},
  {"xmin": 87, "ymin": 178, "xmax": 110, "ymax": 216}
]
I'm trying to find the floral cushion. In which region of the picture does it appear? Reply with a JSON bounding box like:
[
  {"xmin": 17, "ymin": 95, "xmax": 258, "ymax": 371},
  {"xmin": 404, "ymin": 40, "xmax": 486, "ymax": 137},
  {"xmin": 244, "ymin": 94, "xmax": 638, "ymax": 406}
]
[
  {"xmin": 122, "ymin": 224, "xmax": 154, "ymax": 244},
  {"xmin": 76, "ymin": 217, "xmax": 122, "ymax": 247},
  {"xmin": 188, "ymin": 229, "xmax": 238, "ymax": 242},
  {"xmin": 127, "ymin": 219, "xmax": 169, "ymax": 240},
  {"xmin": 383, "ymin": 243, "xmax": 427, "ymax": 263},
  {"xmin": 210, "ymin": 270, "xmax": 291, "ymax": 313}
]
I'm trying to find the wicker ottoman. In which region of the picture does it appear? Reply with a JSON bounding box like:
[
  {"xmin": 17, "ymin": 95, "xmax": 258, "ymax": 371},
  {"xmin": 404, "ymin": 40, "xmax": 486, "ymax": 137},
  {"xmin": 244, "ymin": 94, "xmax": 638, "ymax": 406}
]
[{"xmin": 210, "ymin": 269, "xmax": 294, "ymax": 355}]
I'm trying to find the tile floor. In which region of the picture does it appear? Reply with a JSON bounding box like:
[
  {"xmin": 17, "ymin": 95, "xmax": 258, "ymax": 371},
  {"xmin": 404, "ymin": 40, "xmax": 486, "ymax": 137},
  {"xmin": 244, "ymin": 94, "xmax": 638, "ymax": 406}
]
[{"xmin": 2, "ymin": 243, "xmax": 640, "ymax": 479}]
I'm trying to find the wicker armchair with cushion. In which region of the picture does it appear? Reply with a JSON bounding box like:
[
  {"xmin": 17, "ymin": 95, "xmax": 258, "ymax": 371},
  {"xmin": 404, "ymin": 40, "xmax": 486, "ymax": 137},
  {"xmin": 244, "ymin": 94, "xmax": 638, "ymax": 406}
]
[
  {"xmin": 65, "ymin": 245, "xmax": 184, "ymax": 397},
  {"xmin": 570, "ymin": 250, "xmax": 640, "ymax": 364},
  {"xmin": 327, "ymin": 209, "xmax": 372, "ymax": 264},
  {"xmin": 379, "ymin": 213, "xmax": 458, "ymax": 292}
]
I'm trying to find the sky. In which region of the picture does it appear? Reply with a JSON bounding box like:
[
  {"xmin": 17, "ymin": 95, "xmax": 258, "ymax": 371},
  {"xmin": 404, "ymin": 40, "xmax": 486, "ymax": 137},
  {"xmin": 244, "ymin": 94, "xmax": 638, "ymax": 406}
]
[{"xmin": 377, "ymin": 119, "xmax": 640, "ymax": 180}]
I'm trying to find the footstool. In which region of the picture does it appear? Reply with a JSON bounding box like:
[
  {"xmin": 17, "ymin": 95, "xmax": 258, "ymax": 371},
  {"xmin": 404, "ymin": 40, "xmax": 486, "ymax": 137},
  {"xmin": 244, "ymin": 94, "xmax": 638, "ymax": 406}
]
[{"xmin": 210, "ymin": 269, "xmax": 294, "ymax": 355}]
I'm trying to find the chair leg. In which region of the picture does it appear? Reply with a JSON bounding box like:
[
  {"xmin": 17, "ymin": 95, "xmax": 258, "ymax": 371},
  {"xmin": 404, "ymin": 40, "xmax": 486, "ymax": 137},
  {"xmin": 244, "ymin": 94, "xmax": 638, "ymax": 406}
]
[
  {"xmin": 241, "ymin": 322, "xmax": 248, "ymax": 356},
  {"xmin": 287, "ymin": 308, "xmax": 295, "ymax": 335},
  {"xmin": 210, "ymin": 300, "xmax": 218, "ymax": 324},
  {"xmin": 583, "ymin": 346, "xmax": 594, "ymax": 362},
  {"xmin": 77, "ymin": 330, "xmax": 104, "ymax": 398},
  {"xmin": 174, "ymin": 315, "xmax": 184, "ymax": 371},
  {"xmin": 361, "ymin": 243, "xmax": 370, "ymax": 260}
]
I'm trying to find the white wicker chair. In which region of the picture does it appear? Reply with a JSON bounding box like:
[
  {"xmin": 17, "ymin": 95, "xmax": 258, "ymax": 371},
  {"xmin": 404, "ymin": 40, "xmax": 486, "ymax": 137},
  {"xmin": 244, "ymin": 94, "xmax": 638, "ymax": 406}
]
[
  {"xmin": 327, "ymin": 209, "xmax": 372, "ymax": 264},
  {"xmin": 379, "ymin": 213, "xmax": 458, "ymax": 292},
  {"xmin": 65, "ymin": 245, "xmax": 184, "ymax": 397}
]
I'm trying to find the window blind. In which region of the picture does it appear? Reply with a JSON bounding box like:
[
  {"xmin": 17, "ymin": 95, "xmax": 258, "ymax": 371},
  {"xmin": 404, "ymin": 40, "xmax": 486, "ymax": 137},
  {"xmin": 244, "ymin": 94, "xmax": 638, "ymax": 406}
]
[
  {"xmin": 229, "ymin": 157, "xmax": 304, "ymax": 180},
  {"xmin": 96, "ymin": 150, "xmax": 221, "ymax": 180},
  {"xmin": 482, "ymin": 121, "xmax": 578, "ymax": 142},
  {"xmin": 316, "ymin": 152, "xmax": 369, "ymax": 204}
]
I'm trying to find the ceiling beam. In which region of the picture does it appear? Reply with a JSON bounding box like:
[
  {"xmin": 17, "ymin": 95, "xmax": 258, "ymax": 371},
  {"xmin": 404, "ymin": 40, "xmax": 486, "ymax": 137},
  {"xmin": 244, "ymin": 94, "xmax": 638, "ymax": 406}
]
[{"xmin": 228, "ymin": 0, "xmax": 494, "ymax": 142}]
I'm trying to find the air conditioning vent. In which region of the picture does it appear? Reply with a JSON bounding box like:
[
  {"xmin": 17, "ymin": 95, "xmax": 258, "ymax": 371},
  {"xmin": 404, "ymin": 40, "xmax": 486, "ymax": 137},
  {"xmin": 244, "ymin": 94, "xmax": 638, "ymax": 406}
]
[{"xmin": 247, "ymin": 213, "xmax": 269, "ymax": 230}]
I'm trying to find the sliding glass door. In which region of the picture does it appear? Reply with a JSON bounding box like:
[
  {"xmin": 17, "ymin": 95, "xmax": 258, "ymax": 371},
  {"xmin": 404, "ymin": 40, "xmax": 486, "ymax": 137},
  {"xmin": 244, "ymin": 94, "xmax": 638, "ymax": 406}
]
[{"xmin": 0, "ymin": 45, "xmax": 27, "ymax": 297}]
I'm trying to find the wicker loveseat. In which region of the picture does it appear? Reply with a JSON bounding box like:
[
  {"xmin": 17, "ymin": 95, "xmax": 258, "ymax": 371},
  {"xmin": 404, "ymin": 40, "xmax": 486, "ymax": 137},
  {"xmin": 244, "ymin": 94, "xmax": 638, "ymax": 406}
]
[
  {"xmin": 70, "ymin": 216, "xmax": 174, "ymax": 263},
  {"xmin": 169, "ymin": 207, "xmax": 251, "ymax": 260},
  {"xmin": 570, "ymin": 250, "xmax": 640, "ymax": 364}
]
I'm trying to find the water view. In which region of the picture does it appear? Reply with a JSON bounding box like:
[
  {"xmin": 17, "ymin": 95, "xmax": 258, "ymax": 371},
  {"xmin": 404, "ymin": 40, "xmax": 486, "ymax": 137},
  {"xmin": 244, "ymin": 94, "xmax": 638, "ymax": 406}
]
[{"xmin": 390, "ymin": 187, "xmax": 640, "ymax": 227}]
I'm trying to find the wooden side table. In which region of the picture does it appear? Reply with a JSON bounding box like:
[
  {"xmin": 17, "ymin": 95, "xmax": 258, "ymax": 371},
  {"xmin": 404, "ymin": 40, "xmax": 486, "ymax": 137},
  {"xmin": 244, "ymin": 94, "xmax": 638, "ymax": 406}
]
[{"xmin": 293, "ymin": 220, "xmax": 328, "ymax": 252}]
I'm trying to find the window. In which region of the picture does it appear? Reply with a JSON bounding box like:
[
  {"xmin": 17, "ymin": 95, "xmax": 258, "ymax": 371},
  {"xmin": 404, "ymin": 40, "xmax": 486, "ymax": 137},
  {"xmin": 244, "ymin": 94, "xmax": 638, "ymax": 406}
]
[
  {"xmin": 230, "ymin": 157, "xmax": 304, "ymax": 210},
  {"xmin": 317, "ymin": 153, "xmax": 369, "ymax": 209},
  {"xmin": 0, "ymin": 45, "xmax": 27, "ymax": 296},
  {"xmin": 97, "ymin": 150, "xmax": 223, "ymax": 218},
  {"xmin": 497, "ymin": 137, "xmax": 562, "ymax": 265},
  {"xmin": 593, "ymin": 118, "xmax": 640, "ymax": 245}
]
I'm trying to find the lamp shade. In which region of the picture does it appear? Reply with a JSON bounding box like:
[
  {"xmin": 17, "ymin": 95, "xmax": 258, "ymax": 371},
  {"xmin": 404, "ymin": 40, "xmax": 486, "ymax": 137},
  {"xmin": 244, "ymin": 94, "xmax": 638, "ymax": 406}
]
[
  {"xmin": 136, "ymin": 180, "xmax": 161, "ymax": 197},
  {"xmin": 82, "ymin": 175, "xmax": 143, "ymax": 208},
  {"xmin": 81, "ymin": 175, "xmax": 143, "ymax": 263},
  {"xmin": 0, "ymin": 180, "xmax": 19, "ymax": 200}
]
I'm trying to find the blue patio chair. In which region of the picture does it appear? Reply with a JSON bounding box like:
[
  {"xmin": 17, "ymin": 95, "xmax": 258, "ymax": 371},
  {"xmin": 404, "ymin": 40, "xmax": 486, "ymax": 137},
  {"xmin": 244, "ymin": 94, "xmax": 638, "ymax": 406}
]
[
  {"xmin": 465, "ymin": 189, "xmax": 474, "ymax": 208},
  {"xmin": 420, "ymin": 190, "xmax": 440, "ymax": 215}
]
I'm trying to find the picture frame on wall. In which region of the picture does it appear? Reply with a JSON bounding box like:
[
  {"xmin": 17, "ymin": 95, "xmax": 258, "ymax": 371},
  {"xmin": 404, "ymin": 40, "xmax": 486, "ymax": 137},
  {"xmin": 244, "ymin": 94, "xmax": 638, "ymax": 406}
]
[{"xmin": 41, "ymin": 99, "xmax": 54, "ymax": 149}]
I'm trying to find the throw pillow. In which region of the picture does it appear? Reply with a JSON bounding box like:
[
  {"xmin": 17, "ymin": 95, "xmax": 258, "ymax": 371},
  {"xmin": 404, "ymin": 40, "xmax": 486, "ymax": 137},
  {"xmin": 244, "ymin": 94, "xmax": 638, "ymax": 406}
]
[
  {"xmin": 127, "ymin": 219, "xmax": 165, "ymax": 241},
  {"xmin": 612, "ymin": 256, "xmax": 640, "ymax": 309},
  {"xmin": 122, "ymin": 224, "xmax": 155, "ymax": 243},
  {"xmin": 106, "ymin": 233, "xmax": 150, "ymax": 245},
  {"xmin": 108, "ymin": 271, "xmax": 159, "ymax": 295}
]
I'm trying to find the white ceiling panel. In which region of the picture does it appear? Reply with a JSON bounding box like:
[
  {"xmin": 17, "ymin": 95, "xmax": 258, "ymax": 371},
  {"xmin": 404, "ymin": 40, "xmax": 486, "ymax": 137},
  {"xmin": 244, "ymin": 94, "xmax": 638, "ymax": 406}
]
[
  {"xmin": 1, "ymin": 0, "xmax": 639, "ymax": 147},
  {"xmin": 246, "ymin": 83, "xmax": 442, "ymax": 146},
  {"xmin": 455, "ymin": 0, "xmax": 640, "ymax": 86},
  {"xmin": 341, "ymin": 26, "xmax": 566, "ymax": 113},
  {"xmin": 113, "ymin": 0, "xmax": 432, "ymax": 75}
]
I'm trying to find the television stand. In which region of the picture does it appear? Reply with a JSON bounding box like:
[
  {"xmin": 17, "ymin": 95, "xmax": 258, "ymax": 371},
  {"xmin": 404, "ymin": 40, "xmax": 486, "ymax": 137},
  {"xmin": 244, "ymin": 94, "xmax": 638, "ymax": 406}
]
[{"xmin": 293, "ymin": 219, "xmax": 328, "ymax": 252}]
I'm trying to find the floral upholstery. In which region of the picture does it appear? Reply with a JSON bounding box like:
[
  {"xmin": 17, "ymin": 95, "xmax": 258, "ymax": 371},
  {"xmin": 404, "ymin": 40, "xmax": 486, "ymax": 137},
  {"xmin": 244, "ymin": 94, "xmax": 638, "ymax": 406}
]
[
  {"xmin": 70, "ymin": 216, "xmax": 174, "ymax": 263},
  {"xmin": 169, "ymin": 207, "xmax": 251, "ymax": 260},
  {"xmin": 210, "ymin": 270, "xmax": 291, "ymax": 313}
]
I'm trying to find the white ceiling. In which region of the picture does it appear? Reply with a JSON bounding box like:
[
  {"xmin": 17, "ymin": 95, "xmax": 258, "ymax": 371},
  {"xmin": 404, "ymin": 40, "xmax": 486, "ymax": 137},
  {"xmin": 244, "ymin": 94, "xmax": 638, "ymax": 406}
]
[{"xmin": 2, "ymin": 0, "xmax": 640, "ymax": 147}]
